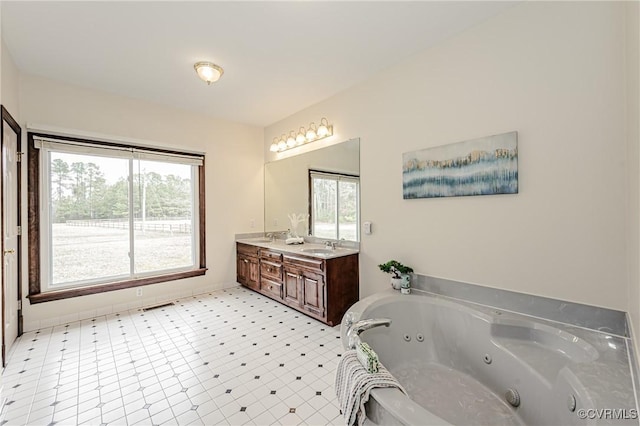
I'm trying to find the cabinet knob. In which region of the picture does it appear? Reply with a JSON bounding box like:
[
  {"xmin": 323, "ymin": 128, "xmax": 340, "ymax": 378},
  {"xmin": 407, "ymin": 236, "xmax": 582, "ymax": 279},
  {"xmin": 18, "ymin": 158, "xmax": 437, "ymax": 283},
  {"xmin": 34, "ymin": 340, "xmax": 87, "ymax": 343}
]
[{"xmin": 244, "ymin": 259, "xmax": 248, "ymax": 263}]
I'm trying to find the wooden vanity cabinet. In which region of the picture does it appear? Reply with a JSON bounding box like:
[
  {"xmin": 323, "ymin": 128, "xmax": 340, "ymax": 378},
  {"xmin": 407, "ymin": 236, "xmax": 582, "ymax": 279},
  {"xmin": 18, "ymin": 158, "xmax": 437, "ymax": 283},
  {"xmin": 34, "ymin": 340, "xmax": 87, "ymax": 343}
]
[
  {"xmin": 236, "ymin": 242, "xmax": 359, "ymax": 326},
  {"xmin": 236, "ymin": 243, "xmax": 259, "ymax": 291}
]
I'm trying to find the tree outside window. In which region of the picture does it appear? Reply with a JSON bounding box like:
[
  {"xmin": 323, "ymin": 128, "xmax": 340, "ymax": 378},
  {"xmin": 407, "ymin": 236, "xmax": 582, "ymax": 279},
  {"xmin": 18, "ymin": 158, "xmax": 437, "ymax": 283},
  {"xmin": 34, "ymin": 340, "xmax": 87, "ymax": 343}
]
[{"xmin": 310, "ymin": 171, "xmax": 359, "ymax": 241}]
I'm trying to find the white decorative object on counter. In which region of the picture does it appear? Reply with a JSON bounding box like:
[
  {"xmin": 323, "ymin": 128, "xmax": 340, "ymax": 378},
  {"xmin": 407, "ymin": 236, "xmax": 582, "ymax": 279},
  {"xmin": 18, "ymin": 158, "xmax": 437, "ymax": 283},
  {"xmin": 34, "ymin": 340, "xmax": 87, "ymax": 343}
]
[{"xmin": 288, "ymin": 212, "xmax": 308, "ymax": 238}]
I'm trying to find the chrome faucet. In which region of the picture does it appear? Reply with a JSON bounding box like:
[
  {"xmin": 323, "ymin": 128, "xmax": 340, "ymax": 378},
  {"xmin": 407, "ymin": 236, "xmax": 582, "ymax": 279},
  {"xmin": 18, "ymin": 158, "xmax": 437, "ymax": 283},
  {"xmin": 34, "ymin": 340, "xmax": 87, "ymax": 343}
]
[
  {"xmin": 324, "ymin": 240, "xmax": 338, "ymax": 250},
  {"xmin": 346, "ymin": 318, "xmax": 392, "ymax": 349},
  {"xmin": 266, "ymin": 232, "xmax": 274, "ymax": 242}
]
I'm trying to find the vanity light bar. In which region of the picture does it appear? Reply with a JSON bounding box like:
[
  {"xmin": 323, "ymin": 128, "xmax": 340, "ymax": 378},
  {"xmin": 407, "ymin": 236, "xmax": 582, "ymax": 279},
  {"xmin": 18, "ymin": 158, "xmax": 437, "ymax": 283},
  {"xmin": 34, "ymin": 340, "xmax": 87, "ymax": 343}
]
[{"xmin": 269, "ymin": 118, "xmax": 333, "ymax": 153}]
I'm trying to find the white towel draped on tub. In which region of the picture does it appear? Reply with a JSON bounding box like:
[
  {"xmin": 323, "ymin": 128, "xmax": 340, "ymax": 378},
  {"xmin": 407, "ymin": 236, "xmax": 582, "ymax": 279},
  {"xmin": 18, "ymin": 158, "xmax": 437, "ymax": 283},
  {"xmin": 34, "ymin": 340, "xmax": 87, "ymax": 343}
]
[{"xmin": 335, "ymin": 350, "xmax": 407, "ymax": 426}]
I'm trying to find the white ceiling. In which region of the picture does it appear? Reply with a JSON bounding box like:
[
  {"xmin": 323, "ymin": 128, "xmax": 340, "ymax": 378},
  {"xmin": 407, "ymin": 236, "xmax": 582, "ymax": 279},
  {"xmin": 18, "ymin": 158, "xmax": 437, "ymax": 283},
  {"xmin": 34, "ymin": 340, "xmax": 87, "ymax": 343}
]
[{"xmin": 2, "ymin": 1, "xmax": 516, "ymax": 127}]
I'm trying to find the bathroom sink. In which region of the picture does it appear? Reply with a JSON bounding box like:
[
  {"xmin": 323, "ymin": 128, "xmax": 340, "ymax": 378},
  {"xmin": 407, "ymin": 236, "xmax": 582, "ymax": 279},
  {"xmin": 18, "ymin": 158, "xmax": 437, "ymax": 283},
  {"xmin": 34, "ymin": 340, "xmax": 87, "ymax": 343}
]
[{"xmin": 300, "ymin": 248, "xmax": 335, "ymax": 255}]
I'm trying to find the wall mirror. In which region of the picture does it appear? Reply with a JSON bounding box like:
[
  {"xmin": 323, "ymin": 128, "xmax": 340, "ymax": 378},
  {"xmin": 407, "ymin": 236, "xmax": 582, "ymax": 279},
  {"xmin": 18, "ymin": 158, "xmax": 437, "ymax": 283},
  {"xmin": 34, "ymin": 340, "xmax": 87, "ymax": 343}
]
[{"xmin": 265, "ymin": 138, "xmax": 360, "ymax": 241}]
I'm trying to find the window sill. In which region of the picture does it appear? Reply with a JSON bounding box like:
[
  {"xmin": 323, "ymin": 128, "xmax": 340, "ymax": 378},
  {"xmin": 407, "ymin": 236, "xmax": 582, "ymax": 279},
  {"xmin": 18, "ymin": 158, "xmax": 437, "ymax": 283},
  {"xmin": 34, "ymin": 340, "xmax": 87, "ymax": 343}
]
[{"xmin": 27, "ymin": 268, "xmax": 207, "ymax": 304}]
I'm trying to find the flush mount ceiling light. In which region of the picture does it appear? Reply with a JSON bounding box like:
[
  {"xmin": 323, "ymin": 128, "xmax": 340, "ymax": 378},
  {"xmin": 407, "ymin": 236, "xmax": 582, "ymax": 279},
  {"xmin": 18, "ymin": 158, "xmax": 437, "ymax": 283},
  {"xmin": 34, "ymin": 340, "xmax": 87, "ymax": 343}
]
[
  {"xmin": 269, "ymin": 118, "xmax": 334, "ymax": 153},
  {"xmin": 194, "ymin": 62, "xmax": 224, "ymax": 85}
]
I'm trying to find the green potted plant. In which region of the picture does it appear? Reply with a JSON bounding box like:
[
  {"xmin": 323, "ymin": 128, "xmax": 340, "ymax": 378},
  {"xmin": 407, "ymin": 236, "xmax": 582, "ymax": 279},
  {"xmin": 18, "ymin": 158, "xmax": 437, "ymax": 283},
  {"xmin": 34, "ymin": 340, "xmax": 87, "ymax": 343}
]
[{"xmin": 378, "ymin": 260, "xmax": 414, "ymax": 291}]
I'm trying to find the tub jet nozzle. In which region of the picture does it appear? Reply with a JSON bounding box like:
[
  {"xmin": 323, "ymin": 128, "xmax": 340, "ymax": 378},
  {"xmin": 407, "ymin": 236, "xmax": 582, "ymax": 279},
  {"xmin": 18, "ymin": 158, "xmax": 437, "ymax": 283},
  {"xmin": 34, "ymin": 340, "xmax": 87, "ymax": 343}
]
[{"xmin": 505, "ymin": 388, "xmax": 520, "ymax": 407}]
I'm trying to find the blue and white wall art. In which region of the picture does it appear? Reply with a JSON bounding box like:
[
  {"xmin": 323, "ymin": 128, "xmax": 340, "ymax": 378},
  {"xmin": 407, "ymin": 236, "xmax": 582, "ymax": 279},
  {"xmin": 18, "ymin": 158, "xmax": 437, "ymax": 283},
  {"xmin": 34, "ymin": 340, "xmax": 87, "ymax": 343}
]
[{"xmin": 402, "ymin": 131, "xmax": 518, "ymax": 199}]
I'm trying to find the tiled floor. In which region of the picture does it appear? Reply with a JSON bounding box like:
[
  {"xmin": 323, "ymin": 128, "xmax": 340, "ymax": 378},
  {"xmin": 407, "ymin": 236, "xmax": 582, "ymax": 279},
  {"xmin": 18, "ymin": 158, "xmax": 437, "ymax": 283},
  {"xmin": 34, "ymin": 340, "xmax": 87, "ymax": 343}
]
[{"xmin": 0, "ymin": 287, "xmax": 345, "ymax": 425}]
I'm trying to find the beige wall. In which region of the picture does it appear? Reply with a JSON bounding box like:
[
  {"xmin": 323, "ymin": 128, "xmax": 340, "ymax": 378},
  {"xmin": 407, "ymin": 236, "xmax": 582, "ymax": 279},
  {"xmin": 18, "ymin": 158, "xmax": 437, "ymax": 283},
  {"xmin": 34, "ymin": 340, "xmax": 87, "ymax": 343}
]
[
  {"xmin": 18, "ymin": 74, "xmax": 264, "ymax": 330},
  {"xmin": 627, "ymin": 1, "xmax": 640, "ymax": 347},
  {"xmin": 266, "ymin": 2, "xmax": 630, "ymax": 312},
  {"xmin": 1, "ymin": 40, "xmax": 20, "ymax": 118}
]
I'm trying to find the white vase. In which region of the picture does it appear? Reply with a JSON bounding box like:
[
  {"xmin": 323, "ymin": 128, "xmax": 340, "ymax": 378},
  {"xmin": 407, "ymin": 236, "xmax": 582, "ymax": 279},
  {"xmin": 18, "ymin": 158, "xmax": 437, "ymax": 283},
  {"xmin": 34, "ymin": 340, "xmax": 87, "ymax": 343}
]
[{"xmin": 390, "ymin": 277, "xmax": 403, "ymax": 290}]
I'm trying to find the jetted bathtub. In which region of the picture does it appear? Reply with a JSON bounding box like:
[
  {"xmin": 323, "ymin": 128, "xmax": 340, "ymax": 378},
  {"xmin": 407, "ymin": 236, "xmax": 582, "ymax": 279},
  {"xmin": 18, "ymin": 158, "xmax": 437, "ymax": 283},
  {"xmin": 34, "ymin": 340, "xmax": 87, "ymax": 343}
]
[{"xmin": 341, "ymin": 290, "xmax": 639, "ymax": 425}]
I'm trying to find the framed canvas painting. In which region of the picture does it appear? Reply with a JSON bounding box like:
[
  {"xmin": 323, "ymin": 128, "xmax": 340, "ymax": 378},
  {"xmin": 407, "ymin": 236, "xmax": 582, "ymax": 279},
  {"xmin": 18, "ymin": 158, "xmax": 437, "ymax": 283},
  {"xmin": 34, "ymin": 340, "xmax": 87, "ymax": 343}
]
[{"xmin": 402, "ymin": 131, "xmax": 518, "ymax": 199}]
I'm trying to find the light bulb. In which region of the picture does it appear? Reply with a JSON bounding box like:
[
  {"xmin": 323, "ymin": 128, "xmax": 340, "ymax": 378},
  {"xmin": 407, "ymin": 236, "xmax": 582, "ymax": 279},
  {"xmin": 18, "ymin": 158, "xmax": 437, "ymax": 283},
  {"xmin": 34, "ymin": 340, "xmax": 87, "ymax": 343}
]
[
  {"xmin": 317, "ymin": 118, "xmax": 330, "ymax": 138},
  {"xmin": 306, "ymin": 123, "xmax": 317, "ymax": 141},
  {"xmin": 277, "ymin": 140, "xmax": 287, "ymax": 151},
  {"xmin": 317, "ymin": 124, "xmax": 328, "ymax": 138},
  {"xmin": 270, "ymin": 138, "xmax": 279, "ymax": 152},
  {"xmin": 296, "ymin": 128, "xmax": 306, "ymax": 145},
  {"xmin": 286, "ymin": 132, "xmax": 296, "ymax": 148}
]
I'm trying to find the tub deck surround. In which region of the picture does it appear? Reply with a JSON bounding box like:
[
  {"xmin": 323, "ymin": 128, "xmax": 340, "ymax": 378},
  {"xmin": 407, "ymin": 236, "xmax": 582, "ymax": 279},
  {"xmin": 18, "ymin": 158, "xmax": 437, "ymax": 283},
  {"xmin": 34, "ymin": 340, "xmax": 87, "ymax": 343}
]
[
  {"xmin": 235, "ymin": 238, "xmax": 359, "ymax": 326},
  {"xmin": 413, "ymin": 275, "xmax": 629, "ymax": 337},
  {"xmin": 341, "ymin": 290, "xmax": 640, "ymax": 426}
]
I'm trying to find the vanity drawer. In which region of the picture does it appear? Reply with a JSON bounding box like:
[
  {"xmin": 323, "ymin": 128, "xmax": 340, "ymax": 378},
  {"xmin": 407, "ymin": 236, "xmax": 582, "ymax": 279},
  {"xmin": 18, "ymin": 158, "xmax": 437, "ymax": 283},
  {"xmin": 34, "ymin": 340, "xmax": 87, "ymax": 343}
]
[
  {"xmin": 261, "ymin": 277, "xmax": 283, "ymax": 300},
  {"xmin": 260, "ymin": 249, "xmax": 283, "ymax": 263},
  {"xmin": 237, "ymin": 242, "xmax": 259, "ymax": 257},
  {"xmin": 260, "ymin": 260, "xmax": 282, "ymax": 281},
  {"xmin": 283, "ymin": 255, "xmax": 324, "ymax": 272}
]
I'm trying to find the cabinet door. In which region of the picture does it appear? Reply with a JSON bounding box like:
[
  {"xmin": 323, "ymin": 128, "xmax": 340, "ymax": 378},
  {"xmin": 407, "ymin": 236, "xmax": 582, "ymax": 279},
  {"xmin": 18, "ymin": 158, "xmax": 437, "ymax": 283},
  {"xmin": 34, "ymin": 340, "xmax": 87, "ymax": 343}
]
[
  {"xmin": 283, "ymin": 269, "xmax": 301, "ymax": 307},
  {"xmin": 238, "ymin": 254, "xmax": 259, "ymax": 291},
  {"xmin": 247, "ymin": 257, "xmax": 260, "ymax": 290},
  {"xmin": 302, "ymin": 271, "xmax": 325, "ymax": 317},
  {"xmin": 237, "ymin": 255, "xmax": 248, "ymax": 285}
]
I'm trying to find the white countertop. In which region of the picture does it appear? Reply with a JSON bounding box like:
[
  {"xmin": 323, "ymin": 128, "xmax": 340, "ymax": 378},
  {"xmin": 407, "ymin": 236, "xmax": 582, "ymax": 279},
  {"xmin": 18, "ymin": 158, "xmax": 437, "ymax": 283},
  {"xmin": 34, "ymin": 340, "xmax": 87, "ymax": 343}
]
[{"xmin": 236, "ymin": 238, "xmax": 359, "ymax": 259}]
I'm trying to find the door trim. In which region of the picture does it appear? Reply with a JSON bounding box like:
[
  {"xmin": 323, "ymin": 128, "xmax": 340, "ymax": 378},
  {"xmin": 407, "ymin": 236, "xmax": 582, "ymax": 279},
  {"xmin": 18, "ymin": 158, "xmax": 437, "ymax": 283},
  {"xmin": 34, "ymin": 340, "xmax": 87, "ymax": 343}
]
[{"xmin": 1, "ymin": 105, "xmax": 22, "ymax": 367}]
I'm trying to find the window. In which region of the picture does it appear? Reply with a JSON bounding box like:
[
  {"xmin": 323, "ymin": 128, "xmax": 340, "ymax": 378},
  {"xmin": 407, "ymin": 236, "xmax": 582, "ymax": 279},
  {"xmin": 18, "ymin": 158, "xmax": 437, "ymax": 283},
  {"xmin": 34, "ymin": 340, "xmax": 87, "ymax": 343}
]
[
  {"xmin": 309, "ymin": 171, "xmax": 360, "ymax": 241},
  {"xmin": 28, "ymin": 133, "xmax": 206, "ymax": 302}
]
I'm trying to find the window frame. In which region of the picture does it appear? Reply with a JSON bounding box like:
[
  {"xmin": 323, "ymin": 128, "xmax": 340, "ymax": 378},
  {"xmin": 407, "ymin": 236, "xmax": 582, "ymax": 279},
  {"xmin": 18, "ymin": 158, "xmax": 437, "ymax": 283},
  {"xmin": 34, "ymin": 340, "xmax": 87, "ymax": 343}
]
[
  {"xmin": 308, "ymin": 169, "xmax": 360, "ymax": 242},
  {"xmin": 27, "ymin": 132, "xmax": 207, "ymax": 304}
]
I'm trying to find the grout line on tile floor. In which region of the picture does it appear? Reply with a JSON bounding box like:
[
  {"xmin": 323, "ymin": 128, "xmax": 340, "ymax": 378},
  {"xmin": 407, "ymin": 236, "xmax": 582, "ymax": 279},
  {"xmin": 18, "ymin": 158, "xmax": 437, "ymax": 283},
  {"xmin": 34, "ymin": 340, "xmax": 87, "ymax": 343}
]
[{"xmin": 1, "ymin": 287, "xmax": 344, "ymax": 426}]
